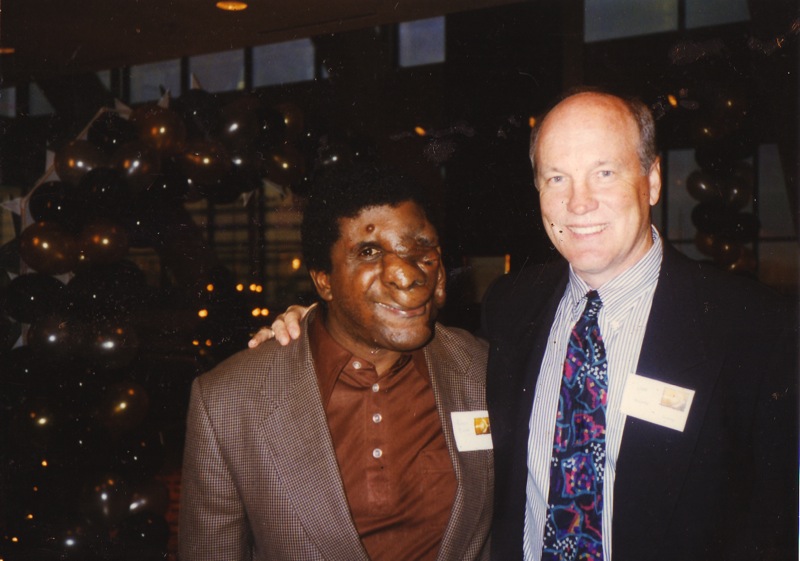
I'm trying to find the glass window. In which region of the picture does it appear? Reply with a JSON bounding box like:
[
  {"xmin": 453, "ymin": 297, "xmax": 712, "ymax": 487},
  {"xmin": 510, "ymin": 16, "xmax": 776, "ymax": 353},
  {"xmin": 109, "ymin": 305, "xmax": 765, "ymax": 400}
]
[
  {"xmin": 97, "ymin": 70, "xmax": 111, "ymax": 91},
  {"xmin": 131, "ymin": 58, "xmax": 181, "ymax": 103},
  {"xmin": 757, "ymin": 144, "xmax": 794, "ymax": 238},
  {"xmin": 29, "ymin": 82, "xmax": 55, "ymax": 116},
  {"xmin": 0, "ymin": 87, "xmax": 15, "ymax": 117},
  {"xmin": 585, "ymin": 0, "xmax": 677, "ymax": 42},
  {"xmin": 665, "ymin": 149, "xmax": 699, "ymax": 241},
  {"xmin": 759, "ymin": 241, "xmax": 799, "ymax": 293},
  {"xmin": 399, "ymin": 16, "xmax": 445, "ymax": 67},
  {"xmin": 253, "ymin": 39, "xmax": 315, "ymax": 87},
  {"xmin": 190, "ymin": 50, "xmax": 245, "ymax": 93},
  {"xmin": 686, "ymin": 0, "xmax": 749, "ymax": 28}
]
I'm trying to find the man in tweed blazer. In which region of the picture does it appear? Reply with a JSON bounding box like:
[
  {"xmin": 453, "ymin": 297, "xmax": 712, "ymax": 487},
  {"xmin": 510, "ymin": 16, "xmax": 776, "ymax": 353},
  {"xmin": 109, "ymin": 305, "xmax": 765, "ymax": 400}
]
[{"xmin": 179, "ymin": 165, "xmax": 493, "ymax": 561}]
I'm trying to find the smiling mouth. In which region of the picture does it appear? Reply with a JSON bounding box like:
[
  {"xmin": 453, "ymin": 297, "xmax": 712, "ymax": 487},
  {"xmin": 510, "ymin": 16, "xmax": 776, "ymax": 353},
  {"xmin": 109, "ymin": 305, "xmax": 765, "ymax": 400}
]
[
  {"xmin": 376, "ymin": 302, "xmax": 428, "ymax": 318},
  {"xmin": 568, "ymin": 224, "xmax": 607, "ymax": 236}
]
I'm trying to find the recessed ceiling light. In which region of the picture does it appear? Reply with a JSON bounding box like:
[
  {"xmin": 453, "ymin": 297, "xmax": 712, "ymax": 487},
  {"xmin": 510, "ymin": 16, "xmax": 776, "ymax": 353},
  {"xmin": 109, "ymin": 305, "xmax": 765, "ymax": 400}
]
[{"xmin": 216, "ymin": 1, "xmax": 248, "ymax": 10}]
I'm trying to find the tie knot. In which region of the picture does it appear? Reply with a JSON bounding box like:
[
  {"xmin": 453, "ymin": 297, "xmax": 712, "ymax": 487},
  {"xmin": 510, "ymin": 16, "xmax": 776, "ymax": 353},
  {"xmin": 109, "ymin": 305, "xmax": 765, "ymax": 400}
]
[{"xmin": 583, "ymin": 290, "xmax": 603, "ymax": 317}]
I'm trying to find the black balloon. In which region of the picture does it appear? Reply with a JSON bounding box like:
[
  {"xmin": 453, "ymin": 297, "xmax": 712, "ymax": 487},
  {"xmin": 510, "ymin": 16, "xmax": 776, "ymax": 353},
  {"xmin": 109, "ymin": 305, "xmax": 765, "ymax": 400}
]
[
  {"xmin": 111, "ymin": 140, "xmax": 162, "ymax": 195},
  {"xmin": 263, "ymin": 143, "xmax": 305, "ymax": 187},
  {"xmin": 84, "ymin": 319, "xmax": 140, "ymax": 370},
  {"xmin": 40, "ymin": 517, "xmax": 104, "ymax": 560},
  {"xmin": 711, "ymin": 238, "xmax": 743, "ymax": 266},
  {"xmin": 274, "ymin": 101, "xmax": 304, "ymax": 141},
  {"xmin": 28, "ymin": 181, "xmax": 82, "ymax": 231},
  {"xmin": 727, "ymin": 246, "xmax": 757, "ymax": 275},
  {"xmin": 219, "ymin": 95, "xmax": 286, "ymax": 153},
  {"xmin": 128, "ymin": 479, "xmax": 170, "ymax": 516},
  {"xmin": 721, "ymin": 212, "xmax": 760, "ymax": 242},
  {"xmin": 142, "ymin": 171, "xmax": 191, "ymax": 202},
  {"xmin": 66, "ymin": 260, "xmax": 147, "ymax": 321},
  {"xmin": 694, "ymin": 230, "xmax": 716, "ymax": 257},
  {"xmin": 136, "ymin": 105, "xmax": 187, "ymax": 154},
  {"xmin": 694, "ymin": 129, "xmax": 755, "ymax": 173},
  {"xmin": 685, "ymin": 170, "xmax": 722, "ymax": 203},
  {"xmin": 1, "ymin": 346, "xmax": 50, "ymax": 389},
  {"xmin": 10, "ymin": 396, "xmax": 61, "ymax": 448},
  {"xmin": 110, "ymin": 428, "xmax": 166, "ymax": 480},
  {"xmin": 719, "ymin": 174, "xmax": 754, "ymax": 210},
  {"xmin": 97, "ymin": 380, "xmax": 149, "ymax": 433},
  {"xmin": 5, "ymin": 272, "xmax": 66, "ymax": 323},
  {"xmin": 88, "ymin": 110, "xmax": 138, "ymax": 156},
  {"xmin": 80, "ymin": 473, "xmax": 131, "ymax": 526},
  {"xmin": 78, "ymin": 220, "xmax": 130, "ymax": 265},
  {"xmin": 19, "ymin": 221, "xmax": 79, "ymax": 275},
  {"xmin": 175, "ymin": 88, "xmax": 221, "ymax": 139},
  {"xmin": 27, "ymin": 314, "xmax": 85, "ymax": 357},
  {"xmin": 77, "ymin": 167, "xmax": 133, "ymax": 222},
  {"xmin": 690, "ymin": 202, "xmax": 728, "ymax": 234},
  {"xmin": 118, "ymin": 511, "xmax": 171, "ymax": 554},
  {"xmin": 55, "ymin": 140, "xmax": 106, "ymax": 185},
  {"xmin": 179, "ymin": 138, "xmax": 232, "ymax": 190}
]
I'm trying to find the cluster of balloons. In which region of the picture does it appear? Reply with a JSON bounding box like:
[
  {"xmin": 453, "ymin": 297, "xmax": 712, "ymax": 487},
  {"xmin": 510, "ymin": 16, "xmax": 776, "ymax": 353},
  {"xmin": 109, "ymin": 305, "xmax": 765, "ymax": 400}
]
[
  {"xmin": 687, "ymin": 88, "xmax": 759, "ymax": 274},
  {"xmin": 1, "ymin": 89, "xmax": 314, "ymax": 559},
  {"xmin": 24, "ymin": 90, "xmax": 307, "ymax": 275}
]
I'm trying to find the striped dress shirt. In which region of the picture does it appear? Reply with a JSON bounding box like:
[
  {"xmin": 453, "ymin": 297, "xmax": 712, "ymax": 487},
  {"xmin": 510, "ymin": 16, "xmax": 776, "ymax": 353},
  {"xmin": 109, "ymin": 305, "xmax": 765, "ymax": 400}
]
[{"xmin": 523, "ymin": 228, "xmax": 663, "ymax": 561}]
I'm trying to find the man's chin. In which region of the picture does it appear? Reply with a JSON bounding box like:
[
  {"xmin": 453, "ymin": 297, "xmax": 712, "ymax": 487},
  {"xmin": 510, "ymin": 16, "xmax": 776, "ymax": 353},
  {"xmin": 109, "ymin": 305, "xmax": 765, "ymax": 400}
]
[{"xmin": 382, "ymin": 325, "xmax": 435, "ymax": 353}]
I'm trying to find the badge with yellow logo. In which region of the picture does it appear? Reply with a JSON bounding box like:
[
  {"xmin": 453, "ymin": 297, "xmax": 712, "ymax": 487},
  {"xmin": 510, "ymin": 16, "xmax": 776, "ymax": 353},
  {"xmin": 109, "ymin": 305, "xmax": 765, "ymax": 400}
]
[{"xmin": 451, "ymin": 411, "xmax": 493, "ymax": 451}]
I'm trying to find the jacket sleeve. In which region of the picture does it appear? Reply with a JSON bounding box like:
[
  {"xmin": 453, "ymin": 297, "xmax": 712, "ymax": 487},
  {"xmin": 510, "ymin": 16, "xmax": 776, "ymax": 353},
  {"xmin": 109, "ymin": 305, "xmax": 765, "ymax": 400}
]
[{"xmin": 179, "ymin": 377, "xmax": 252, "ymax": 561}]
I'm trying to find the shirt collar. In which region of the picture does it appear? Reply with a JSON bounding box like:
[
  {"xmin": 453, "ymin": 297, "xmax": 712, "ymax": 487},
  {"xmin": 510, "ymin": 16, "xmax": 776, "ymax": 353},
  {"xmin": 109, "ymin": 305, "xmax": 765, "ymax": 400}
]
[
  {"xmin": 308, "ymin": 311, "xmax": 426, "ymax": 408},
  {"xmin": 567, "ymin": 226, "xmax": 663, "ymax": 312}
]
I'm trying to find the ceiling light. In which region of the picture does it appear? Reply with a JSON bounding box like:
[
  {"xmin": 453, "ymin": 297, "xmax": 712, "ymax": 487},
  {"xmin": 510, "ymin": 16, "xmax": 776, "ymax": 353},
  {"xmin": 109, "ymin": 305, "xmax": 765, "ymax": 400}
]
[{"xmin": 216, "ymin": 1, "xmax": 248, "ymax": 10}]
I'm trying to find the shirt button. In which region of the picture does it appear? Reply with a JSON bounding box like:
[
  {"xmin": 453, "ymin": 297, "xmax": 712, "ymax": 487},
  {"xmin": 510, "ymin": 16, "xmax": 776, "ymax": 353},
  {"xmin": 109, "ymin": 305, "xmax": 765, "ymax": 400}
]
[
  {"xmin": 372, "ymin": 413, "xmax": 382, "ymax": 424},
  {"xmin": 372, "ymin": 448, "xmax": 383, "ymax": 459},
  {"xmin": 352, "ymin": 360, "xmax": 362, "ymax": 369},
  {"xmin": 371, "ymin": 383, "xmax": 380, "ymax": 393}
]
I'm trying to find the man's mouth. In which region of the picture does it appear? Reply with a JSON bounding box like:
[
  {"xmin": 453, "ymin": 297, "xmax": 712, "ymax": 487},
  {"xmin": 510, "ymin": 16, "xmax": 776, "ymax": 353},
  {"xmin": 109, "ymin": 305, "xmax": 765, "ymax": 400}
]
[
  {"xmin": 376, "ymin": 302, "xmax": 428, "ymax": 318},
  {"xmin": 568, "ymin": 224, "xmax": 607, "ymax": 236}
]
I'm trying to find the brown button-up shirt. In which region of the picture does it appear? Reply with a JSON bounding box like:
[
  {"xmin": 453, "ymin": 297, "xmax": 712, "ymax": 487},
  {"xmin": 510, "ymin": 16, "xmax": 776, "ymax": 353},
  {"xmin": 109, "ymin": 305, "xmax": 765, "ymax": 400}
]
[{"xmin": 309, "ymin": 313, "xmax": 457, "ymax": 561}]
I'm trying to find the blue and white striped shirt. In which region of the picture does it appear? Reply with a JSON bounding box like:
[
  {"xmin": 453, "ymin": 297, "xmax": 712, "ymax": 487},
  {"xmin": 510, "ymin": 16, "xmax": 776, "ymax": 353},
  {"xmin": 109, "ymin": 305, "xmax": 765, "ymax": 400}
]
[{"xmin": 523, "ymin": 227, "xmax": 663, "ymax": 561}]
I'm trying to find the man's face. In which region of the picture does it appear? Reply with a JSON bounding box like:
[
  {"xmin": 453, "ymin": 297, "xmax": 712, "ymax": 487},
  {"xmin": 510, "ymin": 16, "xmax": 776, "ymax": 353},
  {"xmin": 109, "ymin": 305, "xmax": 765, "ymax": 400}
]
[
  {"xmin": 534, "ymin": 93, "xmax": 661, "ymax": 288},
  {"xmin": 310, "ymin": 201, "xmax": 445, "ymax": 358}
]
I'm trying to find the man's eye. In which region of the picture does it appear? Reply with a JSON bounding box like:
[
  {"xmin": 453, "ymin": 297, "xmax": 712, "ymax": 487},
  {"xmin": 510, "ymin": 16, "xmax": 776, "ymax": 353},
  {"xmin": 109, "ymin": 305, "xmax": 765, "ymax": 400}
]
[
  {"xmin": 548, "ymin": 176, "xmax": 564, "ymax": 185},
  {"xmin": 599, "ymin": 170, "xmax": 614, "ymax": 178},
  {"xmin": 359, "ymin": 247, "xmax": 380, "ymax": 258}
]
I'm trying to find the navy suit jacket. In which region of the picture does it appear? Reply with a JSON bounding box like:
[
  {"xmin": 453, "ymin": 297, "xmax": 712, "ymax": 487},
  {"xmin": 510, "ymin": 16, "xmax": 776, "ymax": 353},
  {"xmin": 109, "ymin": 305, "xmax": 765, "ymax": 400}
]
[{"xmin": 482, "ymin": 243, "xmax": 797, "ymax": 561}]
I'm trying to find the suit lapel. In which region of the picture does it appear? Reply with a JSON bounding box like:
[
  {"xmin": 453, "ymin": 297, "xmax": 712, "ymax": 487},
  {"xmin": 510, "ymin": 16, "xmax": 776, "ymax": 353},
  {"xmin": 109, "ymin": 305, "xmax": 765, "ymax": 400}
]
[
  {"xmin": 257, "ymin": 329, "xmax": 370, "ymax": 561},
  {"xmin": 613, "ymin": 246, "xmax": 718, "ymax": 556},
  {"xmin": 426, "ymin": 329, "xmax": 491, "ymax": 561}
]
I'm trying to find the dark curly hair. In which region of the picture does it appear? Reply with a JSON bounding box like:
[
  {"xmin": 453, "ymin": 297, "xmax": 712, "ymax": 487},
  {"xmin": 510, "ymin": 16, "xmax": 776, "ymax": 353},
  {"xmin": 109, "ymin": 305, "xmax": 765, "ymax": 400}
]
[{"xmin": 301, "ymin": 163, "xmax": 432, "ymax": 274}]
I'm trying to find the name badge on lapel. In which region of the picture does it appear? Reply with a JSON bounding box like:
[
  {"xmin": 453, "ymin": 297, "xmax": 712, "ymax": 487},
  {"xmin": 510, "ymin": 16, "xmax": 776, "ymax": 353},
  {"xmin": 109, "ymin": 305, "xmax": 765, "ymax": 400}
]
[
  {"xmin": 620, "ymin": 373, "xmax": 695, "ymax": 432},
  {"xmin": 450, "ymin": 410, "xmax": 493, "ymax": 451}
]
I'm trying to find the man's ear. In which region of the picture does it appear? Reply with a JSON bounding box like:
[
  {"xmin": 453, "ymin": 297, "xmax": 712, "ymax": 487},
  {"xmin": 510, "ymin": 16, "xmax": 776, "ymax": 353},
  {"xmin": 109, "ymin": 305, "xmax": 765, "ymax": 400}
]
[
  {"xmin": 434, "ymin": 252, "xmax": 446, "ymax": 310},
  {"xmin": 309, "ymin": 269, "xmax": 334, "ymax": 302},
  {"xmin": 648, "ymin": 157, "xmax": 662, "ymax": 206}
]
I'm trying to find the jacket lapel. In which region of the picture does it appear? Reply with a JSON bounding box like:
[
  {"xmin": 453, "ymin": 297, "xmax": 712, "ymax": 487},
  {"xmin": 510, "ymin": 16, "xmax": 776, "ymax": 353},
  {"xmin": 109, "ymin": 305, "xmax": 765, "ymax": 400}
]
[
  {"xmin": 256, "ymin": 326, "xmax": 370, "ymax": 561},
  {"xmin": 613, "ymin": 246, "xmax": 718, "ymax": 556},
  {"xmin": 426, "ymin": 328, "xmax": 491, "ymax": 561}
]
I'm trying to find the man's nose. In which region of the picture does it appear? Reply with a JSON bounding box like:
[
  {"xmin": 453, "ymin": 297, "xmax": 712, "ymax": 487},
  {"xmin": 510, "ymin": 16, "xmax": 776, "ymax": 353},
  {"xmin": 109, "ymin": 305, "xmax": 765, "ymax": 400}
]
[
  {"xmin": 566, "ymin": 181, "xmax": 598, "ymax": 214},
  {"xmin": 383, "ymin": 253, "xmax": 427, "ymax": 289}
]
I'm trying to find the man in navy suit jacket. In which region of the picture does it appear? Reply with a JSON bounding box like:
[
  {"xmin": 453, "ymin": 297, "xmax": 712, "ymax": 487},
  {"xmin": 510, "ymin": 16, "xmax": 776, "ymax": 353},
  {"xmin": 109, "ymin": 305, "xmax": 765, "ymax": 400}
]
[{"xmin": 483, "ymin": 89, "xmax": 797, "ymax": 561}]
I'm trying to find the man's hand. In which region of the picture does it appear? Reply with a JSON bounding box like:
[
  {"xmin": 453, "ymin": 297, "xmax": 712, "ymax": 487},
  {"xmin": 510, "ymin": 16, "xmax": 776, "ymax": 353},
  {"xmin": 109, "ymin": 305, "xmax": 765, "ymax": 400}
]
[{"xmin": 248, "ymin": 304, "xmax": 313, "ymax": 348}]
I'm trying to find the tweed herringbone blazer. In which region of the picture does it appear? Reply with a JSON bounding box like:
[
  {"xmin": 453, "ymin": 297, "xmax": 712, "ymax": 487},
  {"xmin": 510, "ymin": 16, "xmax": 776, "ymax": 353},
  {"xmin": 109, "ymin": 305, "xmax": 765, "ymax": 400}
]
[{"xmin": 179, "ymin": 314, "xmax": 493, "ymax": 561}]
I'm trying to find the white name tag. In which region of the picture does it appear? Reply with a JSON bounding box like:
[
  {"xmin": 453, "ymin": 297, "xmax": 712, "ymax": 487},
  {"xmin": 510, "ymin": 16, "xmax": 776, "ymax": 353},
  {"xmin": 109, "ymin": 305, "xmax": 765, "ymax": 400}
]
[
  {"xmin": 450, "ymin": 410, "xmax": 493, "ymax": 451},
  {"xmin": 620, "ymin": 374, "xmax": 695, "ymax": 432}
]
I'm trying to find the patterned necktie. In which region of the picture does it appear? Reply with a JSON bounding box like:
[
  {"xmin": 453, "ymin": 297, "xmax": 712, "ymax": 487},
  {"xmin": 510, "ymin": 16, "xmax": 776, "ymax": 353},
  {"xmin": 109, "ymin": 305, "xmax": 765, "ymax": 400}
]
[{"xmin": 542, "ymin": 290, "xmax": 608, "ymax": 561}]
